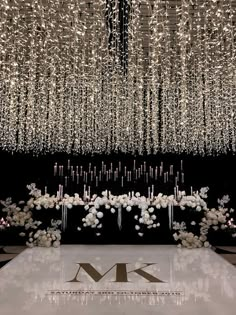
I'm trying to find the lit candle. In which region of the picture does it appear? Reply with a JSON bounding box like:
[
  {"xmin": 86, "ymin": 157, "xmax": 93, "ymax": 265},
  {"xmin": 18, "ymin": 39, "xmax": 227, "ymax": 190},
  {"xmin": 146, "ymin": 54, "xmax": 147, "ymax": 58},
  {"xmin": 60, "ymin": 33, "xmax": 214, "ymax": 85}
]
[
  {"xmin": 148, "ymin": 187, "xmax": 151, "ymax": 199},
  {"xmin": 58, "ymin": 185, "xmax": 61, "ymax": 198},
  {"xmin": 170, "ymin": 165, "xmax": 173, "ymax": 176},
  {"xmin": 160, "ymin": 166, "xmax": 163, "ymax": 177},
  {"xmin": 133, "ymin": 159, "xmax": 136, "ymax": 171},
  {"xmin": 76, "ymin": 165, "xmax": 79, "ymax": 174},
  {"xmin": 54, "ymin": 163, "xmax": 57, "ymax": 176},
  {"xmin": 181, "ymin": 172, "xmax": 184, "ymax": 183},
  {"xmin": 121, "ymin": 176, "xmax": 124, "ymax": 187},
  {"xmin": 110, "ymin": 162, "xmax": 113, "ymax": 172},
  {"xmin": 155, "ymin": 167, "xmax": 158, "ymax": 180},
  {"xmin": 175, "ymin": 177, "xmax": 178, "ymax": 186},
  {"xmin": 88, "ymin": 186, "xmax": 91, "ymax": 200},
  {"xmin": 174, "ymin": 187, "xmax": 177, "ymax": 200},
  {"xmin": 166, "ymin": 172, "xmax": 169, "ymax": 182},
  {"xmin": 99, "ymin": 171, "xmax": 102, "ymax": 181},
  {"xmin": 138, "ymin": 168, "xmax": 141, "ymax": 178},
  {"xmin": 80, "ymin": 166, "xmax": 83, "ymax": 176},
  {"xmin": 144, "ymin": 161, "xmax": 146, "ymax": 172},
  {"xmin": 61, "ymin": 165, "xmax": 64, "ymax": 177},
  {"xmin": 85, "ymin": 172, "xmax": 88, "ymax": 183},
  {"xmin": 94, "ymin": 166, "xmax": 97, "ymax": 176},
  {"xmin": 151, "ymin": 185, "xmax": 154, "ymax": 197},
  {"xmin": 118, "ymin": 161, "xmax": 121, "ymax": 172},
  {"xmin": 164, "ymin": 173, "xmax": 166, "ymax": 183},
  {"xmin": 141, "ymin": 165, "xmax": 143, "ymax": 175},
  {"xmin": 150, "ymin": 167, "xmax": 153, "ymax": 178},
  {"xmin": 68, "ymin": 159, "xmax": 70, "ymax": 170},
  {"xmin": 65, "ymin": 176, "xmax": 68, "ymax": 187},
  {"xmin": 89, "ymin": 163, "xmax": 91, "ymax": 173},
  {"xmin": 72, "ymin": 171, "xmax": 75, "ymax": 182},
  {"xmin": 71, "ymin": 166, "xmax": 73, "ymax": 176},
  {"xmin": 60, "ymin": 185, "xmax": 63, "ymax": 199},
  {"xmin": 76, "ymin": 174, "xmax": 79, "ymax": 184},
  {"xmin": 44, "ymin": 186, "xmax": 47, "ymax": 194},
  {"xmin": 190, "ymin": 186, "xmax": 193, "ymax": 195},
  {"xmin": 124, "ymin": 166, "xmax": 127, "ymax": 177}
]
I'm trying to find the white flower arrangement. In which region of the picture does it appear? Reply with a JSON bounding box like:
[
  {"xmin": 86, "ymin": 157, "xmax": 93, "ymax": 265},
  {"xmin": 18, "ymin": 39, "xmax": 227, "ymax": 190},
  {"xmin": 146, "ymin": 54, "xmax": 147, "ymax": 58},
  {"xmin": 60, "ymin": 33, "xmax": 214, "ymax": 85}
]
[
  {"xmin": 173, "ymin": 195, "xmax": 236, "ymax": 248},
  {"xmin": 173, "ymin": 231, "xmax": 209, "ymax": 249},
  {"xmin": 0, "ymin": 199, "xmax": 41, "ymax": 230},
  {"xmin": 79, "ymin": 206, "xmax": 103, "ymax": 231},
  {"xmin": 26, "ymin": 228, "xmax": 61, "ymax": 248},
  {"xmin": 134, "ymin": 207, "xmax": 160, "ymax": 236},
  {"xmin": 1, "ymin": 185, "xmax": 235, "ymax": 248}
]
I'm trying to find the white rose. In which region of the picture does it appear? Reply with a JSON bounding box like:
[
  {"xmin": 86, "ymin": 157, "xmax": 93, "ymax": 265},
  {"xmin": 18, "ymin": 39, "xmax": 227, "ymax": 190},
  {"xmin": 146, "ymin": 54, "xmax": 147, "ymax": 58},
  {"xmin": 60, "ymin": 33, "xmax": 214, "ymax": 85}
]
[
  {"xmin": 110, "ymin": 208, "xmax": 116, "ymax": 214},
  {"xmin": 91, "ymin": 208, "xmax": 97, "ymax": 214},
  {"xmin": 53, "ymin": 241, "xmax": 60, "ymax": 248},
  {"xmin": 97, "ymin": 212, "xmax": 103, "ymax": 219}
]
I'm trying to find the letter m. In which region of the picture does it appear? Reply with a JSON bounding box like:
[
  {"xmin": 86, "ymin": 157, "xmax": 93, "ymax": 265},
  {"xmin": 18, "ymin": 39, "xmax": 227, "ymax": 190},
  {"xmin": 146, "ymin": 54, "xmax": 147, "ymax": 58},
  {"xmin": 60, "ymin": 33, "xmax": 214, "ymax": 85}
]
[{"xmin": 68, "ymin": 263, "xmax": 164, "ymax": 283}]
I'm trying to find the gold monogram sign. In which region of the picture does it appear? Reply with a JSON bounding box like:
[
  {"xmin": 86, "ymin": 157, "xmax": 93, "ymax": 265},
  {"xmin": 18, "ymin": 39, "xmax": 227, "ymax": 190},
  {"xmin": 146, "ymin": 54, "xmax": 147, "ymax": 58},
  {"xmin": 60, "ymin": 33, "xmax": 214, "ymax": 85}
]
[{"xmin": 68, "ymin": 263, "xmax": 164, "ymax": 283}]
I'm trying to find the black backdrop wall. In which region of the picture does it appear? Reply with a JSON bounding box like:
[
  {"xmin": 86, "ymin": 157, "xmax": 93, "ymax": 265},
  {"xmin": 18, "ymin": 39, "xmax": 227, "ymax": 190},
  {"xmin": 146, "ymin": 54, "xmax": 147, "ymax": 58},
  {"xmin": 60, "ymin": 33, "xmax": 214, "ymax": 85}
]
[{"xmin": 0, "ymin": 151, "xmax": 236, "ymax": 245}]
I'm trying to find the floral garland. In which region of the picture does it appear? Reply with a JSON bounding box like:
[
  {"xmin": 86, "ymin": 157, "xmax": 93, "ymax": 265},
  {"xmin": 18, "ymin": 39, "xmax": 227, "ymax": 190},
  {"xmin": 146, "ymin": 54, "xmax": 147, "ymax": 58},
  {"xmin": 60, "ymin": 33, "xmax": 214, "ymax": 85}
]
[{"xmin": 0, "ymin": 184, "xmax": 235, "ymax": 248}]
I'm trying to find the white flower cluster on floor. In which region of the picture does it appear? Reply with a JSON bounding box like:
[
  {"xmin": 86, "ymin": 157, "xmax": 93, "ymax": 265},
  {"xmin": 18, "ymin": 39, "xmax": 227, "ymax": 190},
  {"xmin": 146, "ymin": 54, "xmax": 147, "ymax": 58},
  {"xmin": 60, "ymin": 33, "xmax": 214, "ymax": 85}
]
[
  {"xmin": 26, "ymin": 220, "xmax": 61, "ymax": 248},
  {"xmin": 173, "ymin": 231, "xmax": 210, "ymax": 249},
  {"xmin": 173, "ymin": 194, "xmax": 236, "ymax": 248},
  {"xmin": 0, "ymin": 184, "xmax": 235, "ymax": 248}
]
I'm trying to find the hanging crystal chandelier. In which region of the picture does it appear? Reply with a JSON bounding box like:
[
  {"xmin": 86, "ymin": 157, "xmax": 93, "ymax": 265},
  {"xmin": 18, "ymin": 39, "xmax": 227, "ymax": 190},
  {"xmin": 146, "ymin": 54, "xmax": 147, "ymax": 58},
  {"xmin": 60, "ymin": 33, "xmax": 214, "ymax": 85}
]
[{"xmin": 0, "ymin": 0, "xmax": 235, "ymax": 155}]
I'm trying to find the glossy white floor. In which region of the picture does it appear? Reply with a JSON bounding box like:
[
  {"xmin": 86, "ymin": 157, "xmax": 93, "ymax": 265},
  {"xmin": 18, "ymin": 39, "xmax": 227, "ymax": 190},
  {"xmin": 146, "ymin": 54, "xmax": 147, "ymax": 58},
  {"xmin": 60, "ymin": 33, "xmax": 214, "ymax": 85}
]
[{"xmin": 0, "ymin": 245, "xmax": 236, "ymax": 315}]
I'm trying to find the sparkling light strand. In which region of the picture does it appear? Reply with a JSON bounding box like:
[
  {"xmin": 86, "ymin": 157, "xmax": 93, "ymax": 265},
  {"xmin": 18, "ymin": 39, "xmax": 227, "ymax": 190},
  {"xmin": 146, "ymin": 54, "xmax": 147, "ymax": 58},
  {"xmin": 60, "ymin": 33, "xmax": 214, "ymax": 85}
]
[{"xmin": 0, "ymin": 0, "xmax": 236, "ymax": 155}]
